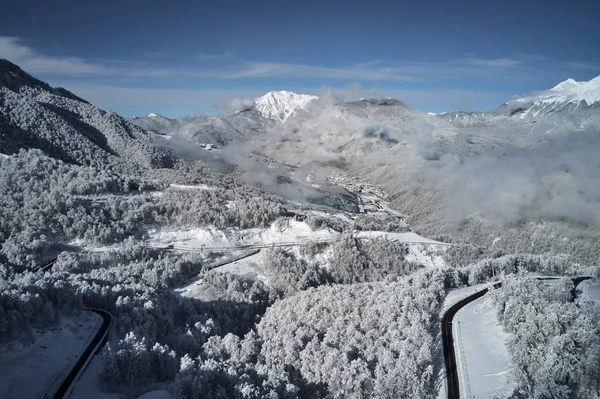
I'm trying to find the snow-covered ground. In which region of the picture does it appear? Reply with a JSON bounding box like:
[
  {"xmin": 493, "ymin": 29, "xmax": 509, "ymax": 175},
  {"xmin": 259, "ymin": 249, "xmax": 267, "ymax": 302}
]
[
  {"xmin": 137, "ymin": 390, "xmax": 172, "ymax": 399},
  {"xmin": 176, "ymin": 251, "xmax": 267, "ymax": 301},
  {"xmin": 355, "ymin": 231, "xmax": 449, "ymax": 245},
  {"xmin": 169, "ymin": 183, "xmax": 215, "ymax": 191},
  {"xmin": 69, "ymin": 355, "xmax": 120, "ymax": 399},
  {"xmin": 148, "ymin": 219, "xmax": 337, "ymax": 250},
  {"xmin": 0, "ymin": 311, "xmax": 101, "ymax": 399},
  {"xmin": 442, "ymin": 283, "xmax": 491, "ymax": 313},
  {"xmin": 148, "ymin": 226, "xmax": 233, "ymax": 248},
  {"xmin": 454, "ymin": 295, "xmax": 515, "ymax": 398},
  {"xmin": 579, "ymin": 279, "xmax": 600, "ymax": 304}
]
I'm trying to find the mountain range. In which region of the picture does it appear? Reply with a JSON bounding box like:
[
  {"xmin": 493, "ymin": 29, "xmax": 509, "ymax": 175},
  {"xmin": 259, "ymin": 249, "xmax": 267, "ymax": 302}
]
[{"xmin": 2, "ymin": 56, "xmax": 599, "ymax": 242}]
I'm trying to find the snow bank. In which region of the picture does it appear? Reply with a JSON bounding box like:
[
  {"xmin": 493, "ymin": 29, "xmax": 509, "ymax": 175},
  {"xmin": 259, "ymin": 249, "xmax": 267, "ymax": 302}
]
[
  {"xmin": 356, "ymin": 231, "xmax": 449, "ymax": 245},
  {"xmin": 579, "ymin": 280, "xmax": 600, "ymax": 304},
  {"xmin": 69, "ymin": 355, "xmax": 120, "ymax": 399},
  {"xmin": 0, "ymin": 312, "xmax": 101, "ymax": 399},
  {"xmin": 454, "ymin": 295, "xmax": 515, "ymax": 398},
  {"xmin": 169, "ymin": 183, "xmax": 215, "ymax": 191},
  {"xmin": 148, "ymin": 227, "xmax": 232, "ymax": 248},
  {"xmin": 137, "ymin": 390, "xmax": 172, "ymax": 399}
]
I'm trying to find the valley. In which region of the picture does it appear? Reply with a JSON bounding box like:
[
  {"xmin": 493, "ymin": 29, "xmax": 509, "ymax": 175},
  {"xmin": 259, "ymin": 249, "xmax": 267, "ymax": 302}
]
[{"xmin": 0, "ymin": 57, "xmax": 599, "ymax": 399}]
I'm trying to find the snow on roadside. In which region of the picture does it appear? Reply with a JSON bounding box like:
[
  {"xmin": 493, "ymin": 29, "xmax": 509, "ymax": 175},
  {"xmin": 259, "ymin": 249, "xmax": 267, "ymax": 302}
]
[
  {"xmin": 148, "ymin": 219, "xmax": 336, "ymax": 250},
  {"xmin": 442, "ymin": 284, "xmax": 491, "ymax": 313},
  {"xmin": 454, "ymin": 295, "xmax": 515, "ymax": 398},
  {"xmin": 169, "ymin": 183, "xmax": 215, "ymax": 191},
  {"xmin": 148, "ymin": 227, "xmax": 232, "ymax": 248},
  {"xmin": 69, "ymin": 355, "xmax": 120, "ymax": 399},
  {"xmin": 356, "ymin": 231, "xmax": 449, "ymax": 245},
  {"xmin": 242, "ymin": 219, "xmax": 335, "ymax": 244},
  {"xmin": 579, "ymin": 279, "xmax": 600, "ymax": 304},
  {"xmin": 0, "ymin": 311, "xmax": 101, "ymax": 399},
  {"xmin": 214, "ymin": 251, "xmax": 266, "ymax": 281}
]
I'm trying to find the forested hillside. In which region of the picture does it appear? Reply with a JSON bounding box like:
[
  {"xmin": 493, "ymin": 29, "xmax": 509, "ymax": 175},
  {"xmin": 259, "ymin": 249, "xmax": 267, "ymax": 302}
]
[{"xmin": 1, "ymin": 59, "xmax": 599, "ymax": 399}]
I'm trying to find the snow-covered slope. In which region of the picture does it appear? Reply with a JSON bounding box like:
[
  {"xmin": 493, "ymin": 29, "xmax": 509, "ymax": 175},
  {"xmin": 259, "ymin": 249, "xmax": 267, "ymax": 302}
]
[
  {"xmin": 0, "ymin": 58, "xmax": 166, "ymax": 170},
  {"xmin": 493, "ymin": 75, "xmax": 600, "ymax": 120},
  {"xmin": 254, "ymin": 90, "xmax": 317, "ymax": 122},
  {"xmin": 516, "ymin": 75, "xmax": 600, "ymax": 107}
]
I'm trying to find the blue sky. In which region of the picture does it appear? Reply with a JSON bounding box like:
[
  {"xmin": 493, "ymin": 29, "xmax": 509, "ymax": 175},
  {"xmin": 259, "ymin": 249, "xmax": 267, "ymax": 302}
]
[{"xmin": 1, "ymin": 0, "xmax": 599, "ymax": 117}]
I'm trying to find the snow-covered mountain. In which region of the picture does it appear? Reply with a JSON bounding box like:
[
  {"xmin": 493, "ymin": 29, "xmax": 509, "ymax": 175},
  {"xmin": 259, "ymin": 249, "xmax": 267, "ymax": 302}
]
[
  {"xmin": 130, "ymin": 112, "xmax": 180, "ymax": 134},
  {"xmin": 516, "ymin": 76, "xmax": 600, "ymax": 107},
  {"xmin": 493, "ymin": 75, "xmax": 600, "ymax": 119},
  {"xmin": 254, "ymin": 90, "xmax": 317, "ymax": 122},
  {"xmin": 437, "ymin": 75, "xmax": 600, "ymax": 149},
  {"xmin": 0, "ymin": 58, "xmax": 169, "ymax": 170}
]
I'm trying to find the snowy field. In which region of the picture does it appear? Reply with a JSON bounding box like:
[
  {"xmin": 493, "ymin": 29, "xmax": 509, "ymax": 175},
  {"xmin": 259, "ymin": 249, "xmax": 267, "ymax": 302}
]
[
  {"xmin": 579, "ymin": 280, "xmax": 600, "ymax": 304},
  {"xmin": 169, "ymin": 183, "xmax": 216, "ymax": 191},
  {"xmin": 355, "ymin": 230, "xmax": 450, "ymax": 245},
  {"xmin": 454, "ymin": 295, "xmax": 515, "ymax": 398},
  {"xmin": 148, "ymin": 219, "xmax": 336, "ymax": 250},
  {"xmin": 0, "ymin": 311, "xmax": 101, "ymax": 399},
  {"xmin": 69, "ymin": 355, "xmax": 120, "ymax": 399}
]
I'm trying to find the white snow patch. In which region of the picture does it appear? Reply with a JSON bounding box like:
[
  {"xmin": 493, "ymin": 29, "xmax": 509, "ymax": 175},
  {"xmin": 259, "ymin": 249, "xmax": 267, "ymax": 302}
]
[
  {"xmin": 454, "ymin": 295, "xmax": 516, "ymax": 398},
  {"xmin": 404, "ymin": 244, "xmax": 447, "ymax": 268},
  {"xmin": 148, "ymin": 227, "xmax": 232, "ymax": 249},
  {"xmin": 579, "ymin": 280, "xmax": 600, "ymax": 304},
  {"xmin": 214, "ymin": 251, "xmax": 266, "ymax": 280},
  {"xmin": 147, "ymin": 113, "xmax": 159, "ymax": 118},
  {"xmin": 356, "ymin": 231, "xmax": 449, "ymax": 246},
  {"xmin": 169, "ymin": 183, "xmax": 215, "ymax": 191},
  {"xmin": 0, "ymin": 312, "xmax": 102, "ymax": 399}
]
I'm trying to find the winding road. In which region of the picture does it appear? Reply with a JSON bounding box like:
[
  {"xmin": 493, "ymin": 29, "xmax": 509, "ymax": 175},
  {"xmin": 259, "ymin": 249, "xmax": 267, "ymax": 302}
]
[
  {"xmin": 442, "ymin": 276, "xmax": 591, "ymax": 399},
  {"xmin": 441, "ymin": 283, "xmax": 501, "ymax": 399}
]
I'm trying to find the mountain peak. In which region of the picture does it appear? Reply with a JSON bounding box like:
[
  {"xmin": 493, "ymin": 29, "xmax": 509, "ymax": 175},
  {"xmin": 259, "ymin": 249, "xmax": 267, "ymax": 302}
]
[
  {"xmin": 255, "ymin": 90, "xmax": 318, "ymax": 122},
  {"xmin": 515, "ymin": 75, "xmax": 600, "ymax": 107},
  {"xmin": 551, "ymin": 78, "xmax": 578, "ymax": 91}
]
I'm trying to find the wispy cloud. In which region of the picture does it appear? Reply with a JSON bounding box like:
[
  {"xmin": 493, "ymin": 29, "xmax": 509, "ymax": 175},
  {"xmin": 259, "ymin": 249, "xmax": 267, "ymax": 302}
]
[
  {"xmin": 0, "ymin": 36, "xmax": 543, "ymax": 83},
  {"xmin": 561, "ymin": 61, "xmax": 600, "ymax": 71},
  {"xmin": 355, "ymin": 60, "xmax": 383, "ymax": 69},
  {"xmin": 228, "ymin": 62, "xmax": 418, "ymax": 82},
  {"xmin": 3, "ymin": 35, "xmax": 592, "ymax": 116},
  {"xmin": 459, "ymin": 57, "xmax": 523, "ymax": 68},
  {"xmin": 0, "ymin": 37, "xmax": 112, "ymax": 77},
  {"xmin": 194, "ymin": 50, "xmax": 237, "ymax": 60},
  {"xmin": 54, "ymin": 83, "xmax": 269, "ymax": 110}
]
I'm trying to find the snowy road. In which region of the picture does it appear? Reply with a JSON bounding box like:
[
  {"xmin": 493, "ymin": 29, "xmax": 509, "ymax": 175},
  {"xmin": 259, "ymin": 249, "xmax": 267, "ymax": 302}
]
[
  {"xmin": 442, "ymin": 276, "xmax": 591, "ymax": 398},
  {"xmin": 53, "ymin": 309, "xmax": 113, "ymax": 399},
  {"xmin": 442, "ymin": 283, "xmax": 500, "ymax": 399}
]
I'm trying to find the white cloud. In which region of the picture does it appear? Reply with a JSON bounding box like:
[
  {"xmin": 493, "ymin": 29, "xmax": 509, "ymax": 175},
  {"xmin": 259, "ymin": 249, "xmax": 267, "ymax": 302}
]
[
  {"xmin": 54, "ymin": 83, "xmax": 269, "ymax": 110},
  {"xmin": 0, "ymin": 36, "xmax": 543, "ymax": 83},
  {"xmin": 460, "ymin": 57, "xmax": 523, "ymax": 68},
  {"xmin": 0, "ymin": 37, "xmax": 112, "ymax": 77},
  {"xmin": 381, "ymin": 88, "xmax": 515, "ymax": 112}
]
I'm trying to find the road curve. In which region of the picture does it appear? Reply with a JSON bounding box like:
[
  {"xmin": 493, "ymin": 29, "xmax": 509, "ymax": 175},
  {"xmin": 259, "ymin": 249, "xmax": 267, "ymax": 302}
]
[
  {"xmin": 441, "ymin": 283, "xmax": 501, "ymax": 399},
  {"xmin": 442, "ymin": 276, "xmax": 590, "ymax": 399},
  {"xmin": 53, "ymin": 309, "xmax": 113, "ymax": 399}
]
